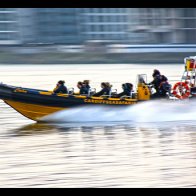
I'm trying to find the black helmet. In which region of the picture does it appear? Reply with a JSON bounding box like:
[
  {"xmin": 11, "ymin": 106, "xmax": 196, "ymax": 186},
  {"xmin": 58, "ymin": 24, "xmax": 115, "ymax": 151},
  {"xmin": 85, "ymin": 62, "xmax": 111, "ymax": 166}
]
[{"xmin": 152, "ymin": 69, "xmax": 160, "ymax": 77}]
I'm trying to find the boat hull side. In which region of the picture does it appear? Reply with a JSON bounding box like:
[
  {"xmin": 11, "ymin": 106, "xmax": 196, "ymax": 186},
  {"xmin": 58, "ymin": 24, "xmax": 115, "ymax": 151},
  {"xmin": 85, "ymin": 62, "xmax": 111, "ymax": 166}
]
[{"xmin": 4, "ymin": 100, "xmax": 66, "ymax": 121}]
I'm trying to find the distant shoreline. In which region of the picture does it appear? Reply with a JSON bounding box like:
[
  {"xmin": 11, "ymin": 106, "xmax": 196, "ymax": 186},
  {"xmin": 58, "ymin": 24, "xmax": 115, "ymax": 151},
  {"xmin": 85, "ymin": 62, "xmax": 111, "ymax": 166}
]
[{"xmin": 0, "ymin": 51, "xmax": 195, "ymax": 64}]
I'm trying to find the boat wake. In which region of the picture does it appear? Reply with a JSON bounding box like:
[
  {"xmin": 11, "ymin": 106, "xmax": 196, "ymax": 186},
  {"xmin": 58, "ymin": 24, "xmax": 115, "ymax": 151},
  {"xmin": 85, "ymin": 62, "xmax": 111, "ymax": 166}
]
[{"xmin": 40, "ymin": 99, "xmax": 196, "ymax": 123}]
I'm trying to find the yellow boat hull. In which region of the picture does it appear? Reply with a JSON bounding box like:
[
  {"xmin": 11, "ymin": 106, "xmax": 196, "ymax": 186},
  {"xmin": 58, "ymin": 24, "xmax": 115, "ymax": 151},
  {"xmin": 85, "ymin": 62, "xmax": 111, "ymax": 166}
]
[{"xmin": 4, "ymin": 100, "xmax": 66, "ymax": 121}]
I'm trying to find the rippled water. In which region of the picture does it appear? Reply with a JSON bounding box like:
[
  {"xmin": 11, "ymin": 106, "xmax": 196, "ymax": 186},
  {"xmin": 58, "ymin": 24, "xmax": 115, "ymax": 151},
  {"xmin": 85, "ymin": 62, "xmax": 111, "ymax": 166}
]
[{"xmin": 0, "ymin": 64, "xmax": 195, "ymax": 187}]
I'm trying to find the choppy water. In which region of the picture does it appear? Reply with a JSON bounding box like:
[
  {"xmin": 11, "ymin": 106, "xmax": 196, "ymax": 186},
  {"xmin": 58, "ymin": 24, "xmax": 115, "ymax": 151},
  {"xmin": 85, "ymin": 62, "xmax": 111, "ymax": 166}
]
[{"xmin": 0, "ymin": 64, "xmax": 196, "ymax": 187}]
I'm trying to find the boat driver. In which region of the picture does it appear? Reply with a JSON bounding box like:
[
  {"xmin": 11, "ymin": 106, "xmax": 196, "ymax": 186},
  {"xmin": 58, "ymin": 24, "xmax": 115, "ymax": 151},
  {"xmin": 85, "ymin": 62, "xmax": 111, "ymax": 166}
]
[{"xmin": 149, "ymin": 69, "xmax": 171, "ymax": 98}]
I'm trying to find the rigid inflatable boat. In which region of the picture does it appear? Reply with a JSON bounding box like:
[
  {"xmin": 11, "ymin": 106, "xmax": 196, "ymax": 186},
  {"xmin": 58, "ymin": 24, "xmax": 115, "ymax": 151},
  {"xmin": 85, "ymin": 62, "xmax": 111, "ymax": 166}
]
[
  {"xmin": 0, "ymin": 74, "xmax": 151, "ymax": 121},
  {"xmin": 1, "ymin": 56, "xmax": 196, "ymax": 122}
]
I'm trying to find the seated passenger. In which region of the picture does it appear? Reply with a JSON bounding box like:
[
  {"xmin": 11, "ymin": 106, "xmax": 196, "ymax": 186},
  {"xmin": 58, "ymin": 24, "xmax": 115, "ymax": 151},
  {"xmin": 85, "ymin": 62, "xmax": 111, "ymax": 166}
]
[
  {"xmin": 53, "ymin": 80, "xmax": 68, "ymax": 94},
  {"xmin": 77, "ymin": 81, "xmax": 88, "ymax": 95},
  {"xmin": 116, "ymin": 83, "xmax": 133, "ymax": 98},
  {"xmin": 83, "ymin": 80, "xmax": 91, "ymax": 90},
  {"xmin": 93, "ymin": 82, "xmax": 111, "ymax": 97}
]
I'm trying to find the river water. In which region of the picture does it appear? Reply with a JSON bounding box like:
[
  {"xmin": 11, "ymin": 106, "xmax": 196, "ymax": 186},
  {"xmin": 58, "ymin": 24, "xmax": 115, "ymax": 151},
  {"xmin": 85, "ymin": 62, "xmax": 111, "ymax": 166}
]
[{"xmin": 0, "ymin": 64, "xmax": 195, "ymax": 187}]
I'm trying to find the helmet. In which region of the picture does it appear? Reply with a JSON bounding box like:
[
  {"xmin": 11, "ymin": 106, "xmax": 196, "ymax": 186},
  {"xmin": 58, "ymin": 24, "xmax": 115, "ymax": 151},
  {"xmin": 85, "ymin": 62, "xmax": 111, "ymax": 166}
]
[{"xmin": 152, "ymin": 69, "xmax": 160, "ymax": 77}]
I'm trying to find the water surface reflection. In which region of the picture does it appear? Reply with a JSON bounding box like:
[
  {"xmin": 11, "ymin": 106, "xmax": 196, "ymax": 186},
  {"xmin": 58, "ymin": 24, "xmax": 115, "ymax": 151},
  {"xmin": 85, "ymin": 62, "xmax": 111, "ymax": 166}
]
[{"xmin": 0, "ymin": 64, "xmax": 196, "ymax": 187}]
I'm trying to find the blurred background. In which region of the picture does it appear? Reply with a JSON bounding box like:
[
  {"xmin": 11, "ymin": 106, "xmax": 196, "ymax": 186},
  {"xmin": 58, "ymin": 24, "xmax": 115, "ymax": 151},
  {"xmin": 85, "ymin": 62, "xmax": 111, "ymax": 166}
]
[
  {"xmin": 1, "ymin": 8, "xmax": 196, "ymax": 188},
  {"xmin": 0, "ymin": 8, "xmax": 196, "ymax": 64}
]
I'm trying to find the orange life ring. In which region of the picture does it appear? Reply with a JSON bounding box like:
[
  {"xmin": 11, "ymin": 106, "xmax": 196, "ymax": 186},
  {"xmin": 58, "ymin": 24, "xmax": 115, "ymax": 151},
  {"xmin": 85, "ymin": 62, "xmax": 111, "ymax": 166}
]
[{"xmin": 172, "ymin": 82, "xmax": 190, "ymax": 99}]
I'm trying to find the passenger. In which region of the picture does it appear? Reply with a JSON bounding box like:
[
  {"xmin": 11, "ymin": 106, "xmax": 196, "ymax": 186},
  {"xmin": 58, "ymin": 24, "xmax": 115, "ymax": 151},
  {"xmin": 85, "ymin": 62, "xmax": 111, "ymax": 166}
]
[
  {"xmin": 149, "ymin": 70, "xmax": 171, "ymax": 98},
  {"xmin": 93, "ymin": 82, "xmax": 111, "ymax": 97},
  {"xmin": 53, "ymin": 80, "xmax": 68, "ymax": 94},
  {"xmin": 77, "ymin": 81, "xmax": 88, "ymax": 95},
  {"xmin": 106, "ymin": 82, "xmax": 112, "ymax": 95},
  {"xmin": 105, "ymin": 82, "xmax": 112, "ymax": 91},
  {"xmin": 116, "ymin": 83, "xmax": 133, "ymax": 98},
  {"xmin": 83, "ymin": 80, "xmax": 91, "ymax": 90}
]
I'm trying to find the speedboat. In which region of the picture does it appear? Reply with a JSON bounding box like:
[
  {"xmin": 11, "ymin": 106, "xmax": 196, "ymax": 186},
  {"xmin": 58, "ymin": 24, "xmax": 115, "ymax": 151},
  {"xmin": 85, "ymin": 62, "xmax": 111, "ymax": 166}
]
[
  {"xmin": 1, "ymin": 56, "xmax": 196, "ymax": 122},
  {"xmin": 0, "ymin": 74, "xmax": 151, "ymax": 121}
]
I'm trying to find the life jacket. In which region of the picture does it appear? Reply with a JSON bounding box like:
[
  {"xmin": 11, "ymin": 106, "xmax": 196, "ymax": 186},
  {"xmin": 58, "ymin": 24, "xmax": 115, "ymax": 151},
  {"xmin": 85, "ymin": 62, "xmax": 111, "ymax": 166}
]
[
  {"xmin": 160, "ymin": 75, "xmax": 168, "ymax": 82},
  {"xmin": 151, "ymin": 74, "xmax": 168, "ymax": 92},
  {"xmin": 93, "ymin": 87, "xmax": 110, "ymax": 97},
  {"xmin": 158, "ymin": 75, "xmax": 171, "ymax": 93},
  {"xmin": 54, "ymin": 85, "xmax": 68, "ymax": 94},
  {"xmin": 123, "ymin": 83, "xmax": 132, "ymax": 90},
  {"xmin": 86, "ymin": 84, "xmax": 91, "ymax": 90},
  {"xmin": 80, "ymin": 86, "xmax": 88, "ymax": 94}
]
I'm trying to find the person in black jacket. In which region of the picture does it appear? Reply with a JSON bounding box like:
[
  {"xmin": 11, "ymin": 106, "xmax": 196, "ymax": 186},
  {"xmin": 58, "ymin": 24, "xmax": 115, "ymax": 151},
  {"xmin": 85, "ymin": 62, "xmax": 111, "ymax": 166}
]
[
  {"xmin": 93, "ymin": 82, "xmax": 111, "ymax": 97},
  {"xmin": 149, "ymin": 70, "xmax": 170, "ymax": 98},
  {"xmin": 83, "ymin": 80, "xmax": 91, "ymax": 90},
  {"xmin": 53, "ymin": 80, "xmax": 68, "ymax": 94},
  {"xmin": 116, "ymin": 83, "xmax": 133, "ymax": 98},
  {"xmin": 77, "ymin": 81, "xmax": 88, "ymax": 95}
]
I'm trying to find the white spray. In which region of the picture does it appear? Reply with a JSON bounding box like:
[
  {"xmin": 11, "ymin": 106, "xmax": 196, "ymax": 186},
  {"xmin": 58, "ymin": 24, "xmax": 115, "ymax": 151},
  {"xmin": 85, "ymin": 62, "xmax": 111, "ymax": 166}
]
[{"xmin": 41, "ymin": 99, "xmax": 196, "ymax": 123}]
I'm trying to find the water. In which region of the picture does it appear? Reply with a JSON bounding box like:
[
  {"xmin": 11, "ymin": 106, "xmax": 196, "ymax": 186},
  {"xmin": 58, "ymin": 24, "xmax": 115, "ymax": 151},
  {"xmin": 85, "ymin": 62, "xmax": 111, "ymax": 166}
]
[{"xmin": 0, "ymin": 64, "xmax": 195, "ymax": 187}]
